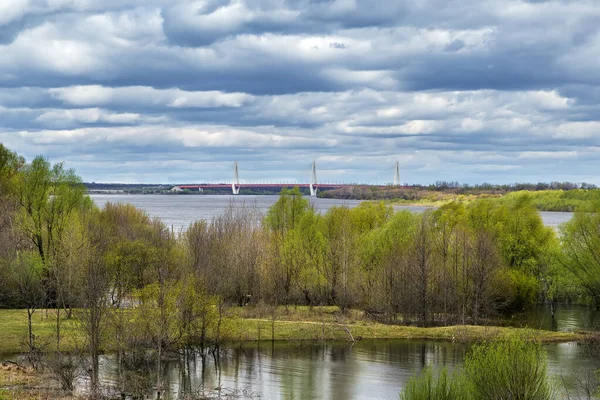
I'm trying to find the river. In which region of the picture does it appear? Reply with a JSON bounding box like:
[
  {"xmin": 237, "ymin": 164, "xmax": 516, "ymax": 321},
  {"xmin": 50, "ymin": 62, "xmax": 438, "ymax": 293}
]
[{"xmin": 89, "ymin": 194, "xmax": 573, "ymax": 231}]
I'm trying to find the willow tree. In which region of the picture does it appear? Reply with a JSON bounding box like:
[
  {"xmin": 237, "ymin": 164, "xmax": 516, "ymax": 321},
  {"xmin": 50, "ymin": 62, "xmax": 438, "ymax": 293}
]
[
  {"xmin": 264, "ymin": 187, "xmax": 311, "ymax": 304},
  {"xmin": 561, "ymin": 203, "xmax": 600, "ymax": 307}
]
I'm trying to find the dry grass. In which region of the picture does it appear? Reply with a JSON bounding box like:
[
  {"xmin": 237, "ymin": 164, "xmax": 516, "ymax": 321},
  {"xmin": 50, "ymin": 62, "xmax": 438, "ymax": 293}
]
[{"xmin": 0, "ymin": 362, "xmax": 72, "ymax": 400}]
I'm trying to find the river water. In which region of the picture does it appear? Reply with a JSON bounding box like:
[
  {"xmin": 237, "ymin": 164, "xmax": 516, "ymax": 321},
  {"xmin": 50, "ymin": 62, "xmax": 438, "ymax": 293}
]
[
  {"xmin": 89, "ymin": 194, "xmax": 573, "ymax": 231},
  {"xmin": 88, "ymin": 194, "xmax": 593, "ymax": 399}
]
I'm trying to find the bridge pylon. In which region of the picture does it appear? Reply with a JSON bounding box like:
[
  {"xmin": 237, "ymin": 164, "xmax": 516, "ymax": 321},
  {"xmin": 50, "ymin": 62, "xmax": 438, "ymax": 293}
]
[
  {"xmin": 310, "ymin": 161, "xmax": 318, "ymax": 197},
  {"xmin": 393, "ymin": 161, "xmax": 400, "ymax": 186},
  {"xmin": 232, "ymin": 161, "xmax": 240, "ymax": 194}
]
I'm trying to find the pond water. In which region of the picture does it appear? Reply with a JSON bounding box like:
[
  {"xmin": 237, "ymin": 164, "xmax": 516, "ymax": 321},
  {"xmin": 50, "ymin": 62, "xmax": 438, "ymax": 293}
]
[
  {"xmin": 512, "ymin": 305, "xmax": 600, "ymax": 332},
  {"xmin": 92, "ymin": 340, "xmax": 596, "ymax": 400}
]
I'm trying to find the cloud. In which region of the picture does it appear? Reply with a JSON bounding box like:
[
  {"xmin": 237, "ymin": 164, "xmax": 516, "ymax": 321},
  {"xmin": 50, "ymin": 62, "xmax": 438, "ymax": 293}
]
[
  {"xmin": 35, "ymin": 108, "xmax": 144, "ymax": 125},
  {"xmin": 49, "ymin": 86, "xmax": 253, "ymax": 108},
  {"xmin": 0, "ymin": 0, "xmax": 599, "ymax": 184}
]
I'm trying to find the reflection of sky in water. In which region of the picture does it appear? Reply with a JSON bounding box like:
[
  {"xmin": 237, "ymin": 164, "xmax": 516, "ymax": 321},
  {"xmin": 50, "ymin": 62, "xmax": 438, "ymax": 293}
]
[{"xmin": 90, "ymin": 340, "xmax": 593, "ymax": 400}]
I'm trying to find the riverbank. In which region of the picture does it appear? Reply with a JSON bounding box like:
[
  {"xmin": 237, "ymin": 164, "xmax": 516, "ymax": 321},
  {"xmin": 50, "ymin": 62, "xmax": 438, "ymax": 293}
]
[
  {"xmin": 320, "ymin": 187, "xmax": 600, "ymax": 212},
  {"xmin": 0, "ymin": 308, "xmax": 582, "ymax": 357}
]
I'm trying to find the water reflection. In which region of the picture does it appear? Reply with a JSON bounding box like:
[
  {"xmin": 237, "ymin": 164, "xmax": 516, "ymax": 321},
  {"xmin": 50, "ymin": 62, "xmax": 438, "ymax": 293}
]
[
  {"xmin": 511, "ymin": 305, "xmax": 600, "ymax": 332},
  {"xmin": 93, "ymin": 339, "xmax": 596, "ymax": 400}
]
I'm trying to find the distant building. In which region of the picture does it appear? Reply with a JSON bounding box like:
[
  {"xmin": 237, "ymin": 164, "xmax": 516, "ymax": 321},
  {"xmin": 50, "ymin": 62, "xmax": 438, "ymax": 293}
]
[{"xmin": 171, "ymin": 186, "xmax": 183, "ymax": 192}]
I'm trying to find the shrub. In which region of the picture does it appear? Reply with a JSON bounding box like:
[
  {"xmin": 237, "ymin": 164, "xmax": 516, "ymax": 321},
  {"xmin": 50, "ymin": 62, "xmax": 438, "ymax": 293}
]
[
  {"xmin": 400, "ymin": 335, "xmax": 556, "ymax": 400},
  {"xmin": 464, "ymin": 334, "xmax": 555, "ymax": 400},
  {"xmin": 400, "ymin": 367, "xmax": 470, "ymax": 400}
]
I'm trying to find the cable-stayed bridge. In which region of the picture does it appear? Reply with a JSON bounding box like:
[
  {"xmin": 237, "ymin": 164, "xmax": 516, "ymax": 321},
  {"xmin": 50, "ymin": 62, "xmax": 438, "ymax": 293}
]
[{"xmin": 175, "ymin": 161, "xmax": 402, "ymax": 196}]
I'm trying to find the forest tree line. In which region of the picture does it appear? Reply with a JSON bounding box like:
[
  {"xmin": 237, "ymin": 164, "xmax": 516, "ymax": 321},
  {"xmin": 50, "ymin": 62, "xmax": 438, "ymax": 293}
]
[
  {"xmin": 5, "ymin": 143, "xmax": 600, "ymax": 394},
  {"xmin": 4, "ymin": 143, "xmax": 600, "ymax": 326},
  {"xmin": 3, "ymin": 145, "xmax": 600, "ymax": 341}
]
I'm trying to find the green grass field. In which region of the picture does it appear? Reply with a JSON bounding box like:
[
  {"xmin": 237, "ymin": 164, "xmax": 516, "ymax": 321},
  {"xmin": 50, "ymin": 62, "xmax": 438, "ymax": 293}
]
[{"xmin": 0, "ymin": 307, "xmax": 581, "ymax": 357}]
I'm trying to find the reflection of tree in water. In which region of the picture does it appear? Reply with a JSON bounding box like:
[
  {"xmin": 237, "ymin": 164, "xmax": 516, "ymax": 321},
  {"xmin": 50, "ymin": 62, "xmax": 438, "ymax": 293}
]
[
  {"xmin": 92, "ymin": 340, "xmax": 585, "ymax": 399},
  {"xmin": 566, "ymin": 335, "xmax": 600, "ymax": 400}
]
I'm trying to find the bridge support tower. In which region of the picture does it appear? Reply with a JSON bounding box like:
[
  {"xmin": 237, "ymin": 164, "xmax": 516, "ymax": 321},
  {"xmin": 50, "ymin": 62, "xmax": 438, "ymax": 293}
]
[
  {"xmin": 393, "ymin": 161, "xmax": 400, "ymax": 187},
  {"xmin": 310, "ymin": 161, "xmax": 318, "ymax": 197},
  {"xmin": 232, "ymin": 161, "xmax": 240, "ymax": 194}
]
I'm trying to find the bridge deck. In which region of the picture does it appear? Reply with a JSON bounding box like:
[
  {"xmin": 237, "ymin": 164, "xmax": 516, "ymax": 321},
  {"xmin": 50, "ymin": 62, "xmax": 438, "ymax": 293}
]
[{"xmin": 179, "ymin": 184, "xmax": 354, "ymax": 188}]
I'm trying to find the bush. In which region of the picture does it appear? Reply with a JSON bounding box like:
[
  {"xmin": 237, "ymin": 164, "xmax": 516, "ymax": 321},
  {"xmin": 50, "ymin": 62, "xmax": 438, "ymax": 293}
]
[
  {"xmin": 400, "ymin": 367, "xmax": 470, "ymax": 400},
  {"xmin": 464, "ymin": 334, "xmax": 555, "ymax": 400},
  {"xmin": 400, "ymin": 335, "xmax": 556, "ymax": 400}
]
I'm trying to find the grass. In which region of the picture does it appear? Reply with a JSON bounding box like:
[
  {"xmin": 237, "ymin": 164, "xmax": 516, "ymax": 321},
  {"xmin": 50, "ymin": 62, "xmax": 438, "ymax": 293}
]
[
  {"xmin": 0, "ymin": 307, "xmax": 582, "ymax": 357},
  {"xmin": 0, "ymin": 310, "xmax": 79, "ymax": 356},
  {"xmin": 223, "ymin": 317, "xmax": 580, "ymax": 343},
  {"xmin": 390, "ymin": 193, "xmax": 502, "ymax": 208},
  {"xmin": 390, "ymin": 189, "xmax": 600, "ymax": 212}
]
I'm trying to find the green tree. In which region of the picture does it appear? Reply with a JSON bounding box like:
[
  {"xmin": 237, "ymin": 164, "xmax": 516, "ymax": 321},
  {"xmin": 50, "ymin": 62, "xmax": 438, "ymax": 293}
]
[
  {"xmin": 323, "ymin": 206, "xmax": 359, "ymax": 308},
  {"xmin": 16, "ymin": 156, "xmax": 88, "ymax": 265},
  {"xmin": 265, "ymin": 187, "xmax": 310, "ymax": 234},
  {"xmin": 8, "ymin": 251, "xmax": 46, "ymax": 355},
  {"xmin": 0, "ymin": 143, "xmax": 24, "ymax": 196},
  {"xmin": 265, "ymin": 187, "xmax": 311, "ymax": 304},
  {"xmin": 561, "ymin": 203, "xmax": 600, "ymax": 306}
]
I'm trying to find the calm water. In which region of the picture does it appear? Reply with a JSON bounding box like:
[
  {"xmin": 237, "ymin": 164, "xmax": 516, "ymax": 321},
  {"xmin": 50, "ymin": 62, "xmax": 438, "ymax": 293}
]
[
  {"xmin": 512, "ymin": 305, "xmax": 600, "ymax": 332},
  {"xmin": 93, "ymin": 340, "xmax": 595, "ymax": 400},
  {"xmin": 89, "ymin": 194, "xmax": 572, "ymax": 231}
]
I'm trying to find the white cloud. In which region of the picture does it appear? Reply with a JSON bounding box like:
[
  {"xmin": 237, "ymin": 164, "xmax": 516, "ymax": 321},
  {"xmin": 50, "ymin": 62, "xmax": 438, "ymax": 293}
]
[
  {"xmin": 49, "ymin": 86, "xmax": 253, "ymax": 108},
  {"xmin": 554, "ymin": 122, "xmax": 600, "ymax": 139},
  {"xmin": 0, "ymin": 0, "xmax": 29, "ymax": 26},
  {"xmin": 16, "ymin": 124, "xmax": 337, "ymax": 149},
  {"xmin": 35, "ymin": 108, "xmax": 142, "ymax": 124}
]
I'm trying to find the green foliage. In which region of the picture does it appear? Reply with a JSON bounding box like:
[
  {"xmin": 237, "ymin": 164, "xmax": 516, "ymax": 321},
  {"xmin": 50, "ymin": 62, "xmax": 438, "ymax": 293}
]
[
  {"xmin": 8, "ymin": 252, "xmax": 46, "ymax": 309},
  {"xmin": 401, "ymin": 334, "xmax": 556, "ymax": 400},
  {"xmin": 464, "ymin": 334, "xmax": 555, "ymax": 400},
  {"xmin": 349, "ymin": 201, "xmax": 393, "ymax": 233},
  {"xmin": 503, "ymin": 190, "xmax": 600, "ymax": 212},
  {"xmin": 0, "ymin": 144, "xmax": 24, "ymax": 196},
  {"xmin": 465, "ymin": 197, "xmax": 559, "ymax": 310},
  {"xmin": 15, "ymin": 156, "xmax": 88, "ymax": 265},
  {"xmin": 265, "ymin": 187, "xmax": 310, "ymax": 233},
  {"xmin": 560, "ymin": 204, "xmax": 600, "ymax": 305},
  {"xmin": 400, "ymin": 368, "xmax": 470, "ymax": 400},
  {"xmin": 504, "ymin": 269, "xmax": 540, "ymax": 311}
]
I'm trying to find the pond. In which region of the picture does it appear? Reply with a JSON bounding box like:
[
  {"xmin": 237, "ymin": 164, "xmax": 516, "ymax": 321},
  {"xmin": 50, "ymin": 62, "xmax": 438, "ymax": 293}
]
[
  {"xmin": 511, "ymin": 305, "xmax": 600, "ymax": 332},
  {"xmin": 91, "ymin": 340, "xmax": 597, "ymax": 399}
]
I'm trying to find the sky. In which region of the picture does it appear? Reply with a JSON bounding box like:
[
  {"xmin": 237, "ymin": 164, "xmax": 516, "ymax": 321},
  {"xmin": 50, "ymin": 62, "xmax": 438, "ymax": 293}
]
[{"xmin": 0, "ymin": 0, "xmax": 599, "ymax": 185}]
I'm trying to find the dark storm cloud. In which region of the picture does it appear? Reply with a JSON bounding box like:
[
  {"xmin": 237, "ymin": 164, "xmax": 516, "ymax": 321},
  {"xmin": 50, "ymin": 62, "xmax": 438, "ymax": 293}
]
[{"xmin": 0, "ymin": 0, "xmax": 599, "ymax": 184}]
